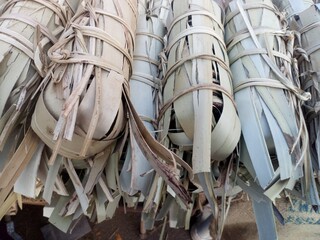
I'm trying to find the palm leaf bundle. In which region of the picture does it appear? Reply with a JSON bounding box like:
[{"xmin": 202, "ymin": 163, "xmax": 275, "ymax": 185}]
[
  {"xmin": 32, "ymin": 0, "xmax": 137, "ymax": 160},
  {"xmin": 27, "ymin": 0, "xmax": 192, "ymax": 232},
  {"xmin": 225, "ymin": 0, "xmax": 314, "ymax": 238},
  {"xmin": 0, "ymin": 0, "xmax": 75, "ymax": 219},
  {"xmin": 290, "ymin": 3, "xmax": 320, "ymax": 195},
  {"xmin": 28, "ymin": 0, "xmax": 137, "ymax": 228},
  {"xmin": 274, "ymin": 0, "xmax": 320, "ymax": 207},
  {"xmin": 160, "ymin": 0, "xmax": 241, "ymax": 236},
  {"xmin": 119, "ymin": 1, "xmax": 174, "ymax": 235},
  {"xmin": 120, "ymin": 0, "xmax": 166, "ymax": 200}
]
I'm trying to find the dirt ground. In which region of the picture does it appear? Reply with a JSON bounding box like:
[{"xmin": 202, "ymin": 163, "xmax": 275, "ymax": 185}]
[
  {"xmin": 5, "ymin": 205, "xmax": 192, "ymax": 240},
  {"xmin": 4, "ymin": 195, "xmax": 320, "ymax": 240}
]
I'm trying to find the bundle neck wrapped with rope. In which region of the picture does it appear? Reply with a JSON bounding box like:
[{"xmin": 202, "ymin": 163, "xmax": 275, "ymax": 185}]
[
  {"xmin": 291, "ymin": 4, "xmax": 320, "ymax": 201},
  {"xmin": 160, "ymin": 0, "xmax": 241, "ymax": 237},
  {"xmin": 32, "ymin": 0, "xmax": 137, "ymax": 162},
  {"xmin": 225, "ymin": 0, "xmax": 315, "ymax": 238}
]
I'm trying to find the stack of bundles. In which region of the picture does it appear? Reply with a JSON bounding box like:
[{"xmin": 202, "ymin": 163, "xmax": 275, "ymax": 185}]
[
  {"xmin": 290, "ymin": 3, "xmax": 320, "ymax": 195},
  {"xmin": 225, "ymin": 0, "xmax": 315, "ymax": 239},
  {"xmin": 119, "ymin": 0, "xmax": 168, "ymax": 232},
  {"xmin": 160, "ymin": 0, "xmax": 241, "ymax": 236},
  {"xmin": 0, "ymin": 0, "xmax": 74, "ymax": 219},
  {"xmin": 28, "ymin": 0, "xmax": 138, "ymax": 231}
]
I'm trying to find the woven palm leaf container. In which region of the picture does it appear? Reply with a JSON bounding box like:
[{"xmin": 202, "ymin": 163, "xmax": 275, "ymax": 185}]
[{"xmin": 225, "ymin": 0, "xmax": 316, "ymax": 238}]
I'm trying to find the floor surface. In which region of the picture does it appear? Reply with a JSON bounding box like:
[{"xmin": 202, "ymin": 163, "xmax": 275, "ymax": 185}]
[{"xmin": 5, "ymin": 195, "xmax": 320, "ymax": 240}]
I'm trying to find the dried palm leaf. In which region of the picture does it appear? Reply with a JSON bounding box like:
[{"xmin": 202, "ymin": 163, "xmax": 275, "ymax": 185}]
[
  {"xmin": 0, "ymin": 128, "xmax": 41, "ymax": 217},
  {"xmin": 0, "ymin": 0, "xmax": 6, "ymax": 10},
  {"xmin": 29, "ymin": 0, "xmax": 192, "ymax": 231},
  {"xmin": 291, "ymin": 4, "xmax": 320, "ymax": 203},
  {"xmin": 160, "ymin": 0, "xmax": 241, "ymax": 237},
  {"xmin": 272, "ymin": 0, "xmax": 313, "ymax": 21},
  {"xmin": 130, "ymin": 2, "xmax": 174, "ymax": 233},
  {"xmin": 138, "ymin": 0, "xmax": 170, "ymax": 22},
  {"xmin": 0, "ymin": 0, "xmax": 72, "ymax": 150},
  {"xmin": 273, "ymin": 1, "xmax": 320, "ymax": 206},
  {"xmin": 30, "ymin": 0, "xmax": 137, "ymax": 228},
  {"xmin": 120, "ymin": 8, "xmax": 165, "ymax": 199},
  {"xmin": 150, "ymin": 0, "xmax": 170, "ymax": 23},
  {"xmin": 162, "ymin": 0, "xmax": 241, "ymax": 167},
  {"xmin": 225, "ymin": 0, "xmax": 313, "ymax": 238},
  {"xmin": 32, "ymin": 0, "xmax": 136, "ymax": 161},
  {"xmin": 0, "ymin": 192, "xmax": 21, "ymax": 219},
  {"xmin": 226, "ymin": 0, "xmax": 310, "ymax": 195}
]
